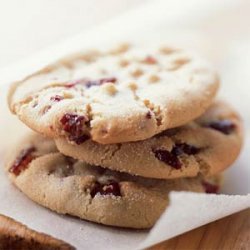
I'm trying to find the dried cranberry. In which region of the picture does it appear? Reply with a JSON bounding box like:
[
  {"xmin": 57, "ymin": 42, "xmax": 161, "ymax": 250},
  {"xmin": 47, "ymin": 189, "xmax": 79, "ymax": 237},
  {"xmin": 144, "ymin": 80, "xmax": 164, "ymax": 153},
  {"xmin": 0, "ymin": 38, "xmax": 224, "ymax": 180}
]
[
  {"xmin": 146, "ymin": 111, "xmax": 152, "ymax": 119},
  {"xmin": 90, "ymin": 181, "xmax": 121, "ymax": 198},
  {"xmin": 172, "ymin": 143, "xmax": 200, "ymax": 156},
  {"xmin": 153, "ymin": 149, "xmax": 181, "ymax": 169},
  {"xmin": 65, "ymin": 78, "xmax": 88, "ymax": 88},
  {"xmin": 69, "ymin": 134, "xmax": 90, "ymax": 145},
  {"xmin": 50, "ymin": 95, "xmax": 63, "ymax": 102},
  {"xmin": 60, "ymin": 113, "xmax": 87, "ymax": 136},
  {"xmin": 153, "ymin": 143, "xmax": 199, "ymax": 169},
  {"xmin": 9, "ymin": 147, "xmax": 36, "ymax": 176},
  {"xmin": 202, "ymin": 181, "xmax": 219, "ymax": 194},
  {"xmin": 143, "ymin": 56, "xmax": 157, "ymax": 64},
  {"xmin": 205, "ymin": 120, "xmax": 235, "ymax": 135},
  {"xmin": 65, "ymin": 77, "xmax": 117, "ymax": 88},
  {"xmin": 85, "ymin": 77, "xmax": 117, "ymax": 88}
]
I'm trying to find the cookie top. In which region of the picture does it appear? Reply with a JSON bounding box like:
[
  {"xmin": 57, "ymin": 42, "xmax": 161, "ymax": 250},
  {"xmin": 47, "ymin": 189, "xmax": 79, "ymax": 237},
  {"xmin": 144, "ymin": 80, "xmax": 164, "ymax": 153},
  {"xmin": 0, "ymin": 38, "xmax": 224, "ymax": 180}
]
[
  {"xmin": 8, "ymin": 43, "xmax": 219, "ymax": 144},
  {"xmin": 55, "ymin": 101, "xmax": 243, "ymax": 179},
  {"xmin": 6, "ymin": 133, "xmax": 220, "ymax": 229}
]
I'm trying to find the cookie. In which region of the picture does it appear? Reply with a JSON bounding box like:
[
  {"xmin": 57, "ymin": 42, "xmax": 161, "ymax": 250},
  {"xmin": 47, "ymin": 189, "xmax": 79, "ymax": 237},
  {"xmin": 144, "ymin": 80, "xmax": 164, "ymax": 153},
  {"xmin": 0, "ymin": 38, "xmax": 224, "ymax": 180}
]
[
  {"xmin": 5, "ymin": 133, "xmax": 220, "ymax": 229},
  {"xmin": 55, "ymin": 101, "xmax": 243, "ymax": 179},
  {"xmin": 8, "ymin": 43, "xmax": 219, "ymax": 144},
  {"xmin": 0, "ymin": 214, "xmax": 75, "ymax": 250}
]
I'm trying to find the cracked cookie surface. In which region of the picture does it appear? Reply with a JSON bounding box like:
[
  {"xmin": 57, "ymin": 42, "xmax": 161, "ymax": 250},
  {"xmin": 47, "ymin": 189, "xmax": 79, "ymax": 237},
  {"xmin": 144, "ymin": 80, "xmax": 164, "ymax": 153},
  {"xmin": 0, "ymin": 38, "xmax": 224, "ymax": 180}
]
[
  {"xmin": 55, "ymin": 101, "xmax": 243, "ymax": 179},
  {"xmin": 8, "ymin": 43, "xmax": 219, "ymax": 144},
  {"xmin": 5, "ymin": 133, "xmax": 220, "ymax": 229}
]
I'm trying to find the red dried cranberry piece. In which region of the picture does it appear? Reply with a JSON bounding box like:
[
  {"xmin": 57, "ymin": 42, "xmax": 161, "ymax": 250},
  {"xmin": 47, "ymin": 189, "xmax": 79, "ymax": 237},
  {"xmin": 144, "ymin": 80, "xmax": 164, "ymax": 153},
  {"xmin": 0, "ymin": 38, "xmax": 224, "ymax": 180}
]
[
  {"xmin": 90, "ymin": 181, "xmax": 121, "ymax": 198},
  {"xmin": 85, "ymin": 77, "xmax": 117, "ymax": 88},
  {"xmin": 69, "ymin": 134, "xmax": 90, "ymax": 145},
  {"xmin": 144, "ymin": 56, "xmax": 157, "ymax": 64},
  {"xmin": 146, "ymin": 111, "xmax": 152, "ymax": 119},
  {"xmin": 65, "ymin": 78, "xmax": 88, "ymax": 88},
  {"xmin": 101, "ymin": 182, "xmax": 121, "ymax": 196},
  {"xmin": 50, "ymin": 95, "xmax": 63, "ymax": 102},
  {"xmin": 172, "ymin": 143, "xmax": 200, "ymax": 156},
  {"xmin": 90, "ymin": 183, "xmax": 101, "ymax": 198},
  {"xmin": 202, "ymin": 181, "xmax": 219, "ymax": 194},
  {"xmin": 65, "ymin": 77, "xmax": 117, "ymax": 88},
  {"xmin": 153, "ymin": 143, "xmax": 199, "ymax": 169},
  {"xmin": 205, "ymin": 120, "xmax": 235, "ymax": 135},
  {"xmin": 9, "ymin": 147, "xmax": 36, "ymax": 176},
  {"xmin": 153, "ymin": 149, "xmax": 181, "ymax": 169},
  {"xmin": 60, "ymin": 113, "xmax": 87, "ymax": 136}
]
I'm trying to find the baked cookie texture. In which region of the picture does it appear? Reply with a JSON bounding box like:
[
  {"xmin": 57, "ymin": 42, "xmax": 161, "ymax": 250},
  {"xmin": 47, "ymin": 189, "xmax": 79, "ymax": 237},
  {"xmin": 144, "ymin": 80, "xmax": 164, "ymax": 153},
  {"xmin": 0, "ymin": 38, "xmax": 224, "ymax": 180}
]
[
  {"xmin": 55, "ymin": 101, "xmax": 243, "ymax": 179},
  {"xmin": 5, "ymin": 133, "xmax": 220, "ymax": 229},
  {"xmin": 8, "ymin": 43, "xmax": 219, "ymax": 144}
]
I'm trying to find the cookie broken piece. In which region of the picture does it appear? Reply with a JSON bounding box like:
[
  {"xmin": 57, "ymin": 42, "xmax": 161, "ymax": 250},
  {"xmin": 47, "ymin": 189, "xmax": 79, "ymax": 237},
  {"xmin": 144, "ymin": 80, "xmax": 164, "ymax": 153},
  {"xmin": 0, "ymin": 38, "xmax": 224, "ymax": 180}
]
[
  {"xmin": 6, "ymin": 133, "xmax": 220, "ymax": 229},
  {"xmin": 8, "ymin": 43, "xmax": 219, "ymax": 144},
  {"xmin": 55, "ymin": 101, "xmax": 243, "ymax": 179},
  {"xmin": 0, "ymin": 214, "xmax": 74, "ymax": 250}
]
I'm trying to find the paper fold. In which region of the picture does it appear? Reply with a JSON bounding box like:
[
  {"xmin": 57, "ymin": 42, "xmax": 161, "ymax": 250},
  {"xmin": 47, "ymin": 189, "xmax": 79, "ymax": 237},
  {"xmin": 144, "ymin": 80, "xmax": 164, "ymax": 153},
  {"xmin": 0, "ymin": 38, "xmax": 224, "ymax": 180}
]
[{"xmin": 139, "ymin": 192, "xmax": 250, "ymax": 249}]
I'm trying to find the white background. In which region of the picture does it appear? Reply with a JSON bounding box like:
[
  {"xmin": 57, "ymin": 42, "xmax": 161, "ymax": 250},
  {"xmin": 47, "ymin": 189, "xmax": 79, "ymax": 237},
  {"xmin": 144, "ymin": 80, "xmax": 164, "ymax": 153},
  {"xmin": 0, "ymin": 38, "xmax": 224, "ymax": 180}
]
[{"xmin": 0, "ymin": 0, "xmax": 146, "ymax": 67}]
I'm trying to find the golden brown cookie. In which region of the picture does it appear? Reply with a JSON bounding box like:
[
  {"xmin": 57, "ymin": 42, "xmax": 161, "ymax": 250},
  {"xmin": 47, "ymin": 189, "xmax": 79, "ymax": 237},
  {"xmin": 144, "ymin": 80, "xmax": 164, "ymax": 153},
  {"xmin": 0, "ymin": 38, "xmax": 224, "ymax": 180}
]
[
  {"xmin": 55, "ymin": 101, "xmax": 243, "ymax": 179},
  {"xmin": 8, "ymin": 43, "xmax": 219, "ymax": 144},
  {"xmin": 5, "ymin": 133, "xmax": 220, "ymax": 229}
]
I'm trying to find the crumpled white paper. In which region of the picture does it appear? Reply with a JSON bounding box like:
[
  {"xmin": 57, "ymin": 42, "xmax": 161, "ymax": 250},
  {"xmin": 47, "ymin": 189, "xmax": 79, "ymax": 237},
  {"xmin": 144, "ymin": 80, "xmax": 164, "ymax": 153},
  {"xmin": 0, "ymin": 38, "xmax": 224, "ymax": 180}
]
[{"xmin": 0, "ymin": 0, "xmax": 249, "ymax": 249}]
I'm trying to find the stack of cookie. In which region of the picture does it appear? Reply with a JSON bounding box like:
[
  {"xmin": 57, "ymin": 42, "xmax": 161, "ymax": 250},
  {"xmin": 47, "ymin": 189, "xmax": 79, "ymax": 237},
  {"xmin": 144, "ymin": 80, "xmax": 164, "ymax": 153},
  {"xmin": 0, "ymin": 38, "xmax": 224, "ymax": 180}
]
[{"xmin": 6, "ymin": 44, "xmax": 243, "ymax": 229}]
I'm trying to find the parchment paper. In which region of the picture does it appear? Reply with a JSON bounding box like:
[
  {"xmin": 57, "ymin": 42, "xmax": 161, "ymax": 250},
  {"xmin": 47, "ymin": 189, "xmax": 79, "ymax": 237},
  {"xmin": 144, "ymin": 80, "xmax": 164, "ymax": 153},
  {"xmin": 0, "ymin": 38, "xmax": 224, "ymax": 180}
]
[{"xmin": 0, "ymin": 0, "xmax": 249, "ymax": 249}]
